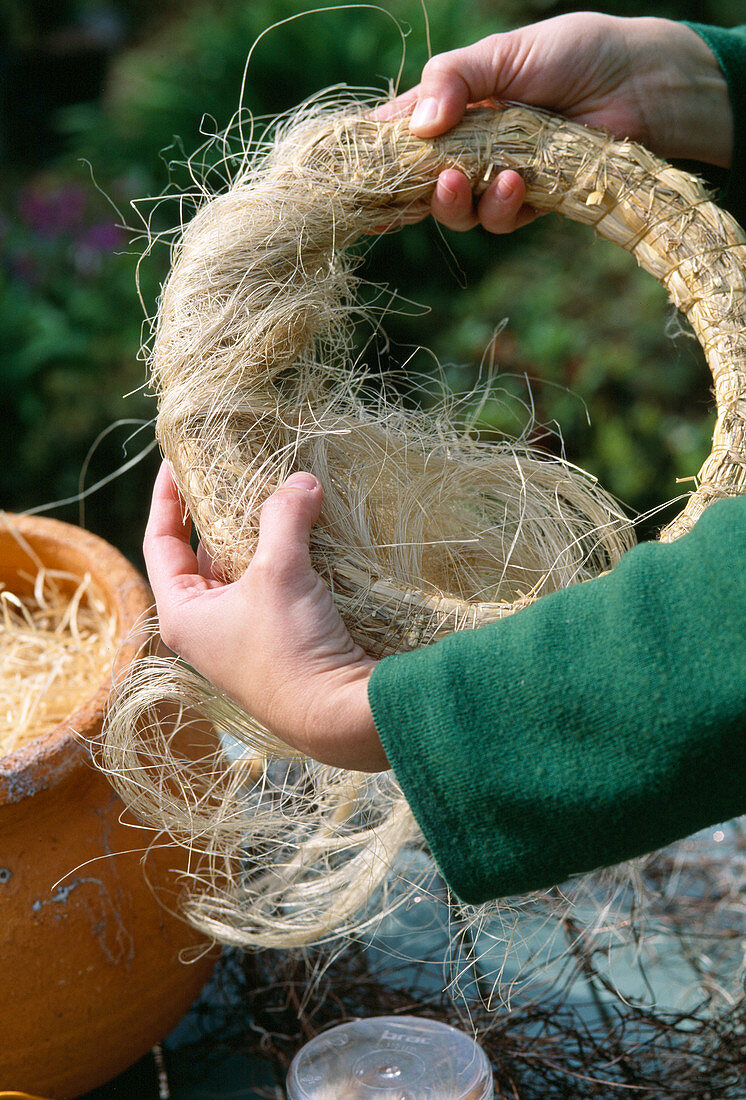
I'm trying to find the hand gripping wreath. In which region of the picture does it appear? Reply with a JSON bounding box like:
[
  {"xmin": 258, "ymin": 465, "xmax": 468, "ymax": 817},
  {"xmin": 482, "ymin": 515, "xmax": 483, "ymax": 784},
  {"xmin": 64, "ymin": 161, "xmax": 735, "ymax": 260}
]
[
  {"xmin": 153, "ymin": 102, "xmax": 746, "ymax": 652},
  {"xmin": 101, "ymin": 101, "xmax": 746, "ymax": 949}
]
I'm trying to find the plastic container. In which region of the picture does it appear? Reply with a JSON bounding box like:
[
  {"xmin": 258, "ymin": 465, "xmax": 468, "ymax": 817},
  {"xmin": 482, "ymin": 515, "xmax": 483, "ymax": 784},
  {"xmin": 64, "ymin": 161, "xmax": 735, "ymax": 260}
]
[{"xmin": 286, "ymin": 1015, "xmax": 494, "ymax": 1099}]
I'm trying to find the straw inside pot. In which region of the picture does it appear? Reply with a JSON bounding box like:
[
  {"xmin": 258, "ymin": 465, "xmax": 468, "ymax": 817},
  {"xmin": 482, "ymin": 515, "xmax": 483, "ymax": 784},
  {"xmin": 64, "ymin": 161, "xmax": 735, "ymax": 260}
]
[{"xmin": 0, "ymin": 524, "xmax": 117, "ymax": 760}]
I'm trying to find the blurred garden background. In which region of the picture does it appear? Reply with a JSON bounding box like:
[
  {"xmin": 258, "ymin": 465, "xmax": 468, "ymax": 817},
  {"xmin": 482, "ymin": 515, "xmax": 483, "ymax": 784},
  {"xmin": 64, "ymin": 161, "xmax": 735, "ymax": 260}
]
[{"xmin": 2, "ymin": 0, "xmax": 744, "ymax": 566}]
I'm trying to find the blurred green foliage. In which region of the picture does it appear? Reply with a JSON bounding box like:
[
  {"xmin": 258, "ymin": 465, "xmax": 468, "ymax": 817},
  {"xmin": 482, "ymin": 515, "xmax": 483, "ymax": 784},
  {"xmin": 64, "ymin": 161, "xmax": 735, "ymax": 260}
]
[
  {"xmin": 66, "ymin": 0, "xmax": 500, "ymax": 185},
  {"xmin": 0, "ymin": 169, "xmax": 161, "ymax": 554},
  {"xmin": 1, "ymin": 0, "xmax": 743, "ymax": 561},
  {"xmin": 429, "ymin": 220, "xmax": 714, "ymax": 521}
]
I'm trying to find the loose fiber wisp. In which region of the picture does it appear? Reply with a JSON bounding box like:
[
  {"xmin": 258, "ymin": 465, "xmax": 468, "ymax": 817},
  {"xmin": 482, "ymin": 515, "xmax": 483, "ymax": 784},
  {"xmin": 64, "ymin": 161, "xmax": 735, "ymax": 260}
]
[{"xmin": 99, "ymin": 91, "xmax": 746, "ymax": 957}]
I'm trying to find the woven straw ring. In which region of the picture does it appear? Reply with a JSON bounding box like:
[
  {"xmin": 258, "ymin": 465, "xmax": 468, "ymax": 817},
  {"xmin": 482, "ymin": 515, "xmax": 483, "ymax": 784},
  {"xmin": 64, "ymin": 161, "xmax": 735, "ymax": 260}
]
[{"xmin": 155, "ymin": 104, "xmax": 746, "ymax": 655}]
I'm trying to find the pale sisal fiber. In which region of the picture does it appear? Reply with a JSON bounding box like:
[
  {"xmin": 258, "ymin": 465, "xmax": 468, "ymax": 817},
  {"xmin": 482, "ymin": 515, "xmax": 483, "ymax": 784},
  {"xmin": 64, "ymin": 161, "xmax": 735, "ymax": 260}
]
[
  {"xmin": 0, "ymin": 521, "xmax": 117, "ymax": 760},
  {"xmin": 99, "ymin": 96, "xmax": 746, "ymax": 953}
]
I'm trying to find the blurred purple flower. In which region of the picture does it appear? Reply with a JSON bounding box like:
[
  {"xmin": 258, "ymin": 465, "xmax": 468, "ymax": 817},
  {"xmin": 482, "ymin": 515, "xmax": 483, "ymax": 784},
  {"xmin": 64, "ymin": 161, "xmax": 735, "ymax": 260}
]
[
  {"xmin": 79, "ymin": 221, "xmax": 125, "ymax": 252},
  {"xmin": 72, "ymin": 221, "xmax": 125, "ymax": 277},
  {"xmin": 18, "ymin": 184, "xmax": 87, "ymax": 237}
]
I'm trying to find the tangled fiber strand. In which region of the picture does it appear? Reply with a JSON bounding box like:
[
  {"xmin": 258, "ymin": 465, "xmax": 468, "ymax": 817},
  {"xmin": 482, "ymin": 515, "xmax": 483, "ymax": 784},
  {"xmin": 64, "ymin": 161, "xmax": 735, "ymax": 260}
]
[
  {"xmin": 101, "ymin": 93, "xmax": 746, "ymax": 954},
  {"xmin": 173, "ymin": 828, "xmax": 746, "ymax": 1098},
  {"xmin": 213, "ymin": 953, "xmax": 746, "ymax": 1099}
]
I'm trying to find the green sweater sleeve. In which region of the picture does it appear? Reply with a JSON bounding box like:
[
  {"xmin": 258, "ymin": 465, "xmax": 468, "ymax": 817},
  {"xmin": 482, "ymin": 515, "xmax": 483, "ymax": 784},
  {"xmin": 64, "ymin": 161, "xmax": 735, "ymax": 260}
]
[
  {"xmin": 683, "ymin": 22, "xmax": 746, "ymax": 228},
  {"xmin": 369, "ymin": 497, "xmax": 746, "ymax": 905}
]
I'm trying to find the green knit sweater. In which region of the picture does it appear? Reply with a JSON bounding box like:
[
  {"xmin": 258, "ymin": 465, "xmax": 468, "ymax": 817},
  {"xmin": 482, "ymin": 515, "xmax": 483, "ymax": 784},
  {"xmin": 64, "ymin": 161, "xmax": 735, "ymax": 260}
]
[{"xmin": 368, "ymin": 23, "xmax": 746, "ymax": 906}]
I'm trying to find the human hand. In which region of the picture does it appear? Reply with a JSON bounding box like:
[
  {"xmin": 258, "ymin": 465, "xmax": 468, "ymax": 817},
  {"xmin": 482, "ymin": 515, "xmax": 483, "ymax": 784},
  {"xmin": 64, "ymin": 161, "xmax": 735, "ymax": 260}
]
[
  {"xmin": 377, "ymin": 14, "xmax": 731, "ymax": 234},
  {"xmin": 144, "ymin": 462, "xmax": 387, "ymax": 772}
]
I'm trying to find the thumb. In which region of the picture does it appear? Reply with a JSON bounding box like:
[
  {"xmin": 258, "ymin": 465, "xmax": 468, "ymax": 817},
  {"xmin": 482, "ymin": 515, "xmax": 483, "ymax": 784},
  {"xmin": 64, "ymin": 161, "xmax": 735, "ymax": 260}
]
[
  {"xmin": 410, "ymin": 35, "xmax": 509, "ymax": 136},
  {"xmin": 252, "ymin": 472, "xmax": 322, "ymax": 578}
]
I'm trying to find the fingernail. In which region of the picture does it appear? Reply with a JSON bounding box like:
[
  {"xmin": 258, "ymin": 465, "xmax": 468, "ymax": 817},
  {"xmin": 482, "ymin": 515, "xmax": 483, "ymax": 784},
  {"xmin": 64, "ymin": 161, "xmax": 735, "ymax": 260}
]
[
  {"xmin": 284, "ymin": 472, "xmax": 318, "ymax": 491},
  {"xmin": 438, "ymin": 178, "xmax": 458, "ymax": 205},
  {"xmin": 410, "ymin": 97, "xmax": 439, "ymax": 131},
  {"xmin": 496, "ymin": 175, "xmax": 514, "ymax": 200}
]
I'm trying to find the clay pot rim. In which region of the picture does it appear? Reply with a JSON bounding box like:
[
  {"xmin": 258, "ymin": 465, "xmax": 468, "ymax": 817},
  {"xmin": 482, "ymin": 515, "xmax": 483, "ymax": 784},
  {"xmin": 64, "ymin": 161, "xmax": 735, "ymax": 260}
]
[{"xmin": 0, "ymin": 513, "xmax": 153, "ymax": 806}]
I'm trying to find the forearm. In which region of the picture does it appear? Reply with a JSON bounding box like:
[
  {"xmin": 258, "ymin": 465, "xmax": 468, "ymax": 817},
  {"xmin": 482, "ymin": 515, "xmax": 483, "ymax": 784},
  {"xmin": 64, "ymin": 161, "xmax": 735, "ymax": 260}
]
[
  {"xmin": 683, "ymin": 22, "xmax": 746, "ymax": 226},
  {"xmin": 632, "ymin": 20, "xmax": 732, "ymax": 167}
]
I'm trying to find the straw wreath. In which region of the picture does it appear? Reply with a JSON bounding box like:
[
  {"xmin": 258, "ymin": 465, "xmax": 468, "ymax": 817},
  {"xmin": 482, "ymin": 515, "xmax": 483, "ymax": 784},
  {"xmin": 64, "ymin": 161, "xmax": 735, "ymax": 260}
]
[{"xmin": 100, "ymin": 97, "xmax": 746, "ymax": 952}]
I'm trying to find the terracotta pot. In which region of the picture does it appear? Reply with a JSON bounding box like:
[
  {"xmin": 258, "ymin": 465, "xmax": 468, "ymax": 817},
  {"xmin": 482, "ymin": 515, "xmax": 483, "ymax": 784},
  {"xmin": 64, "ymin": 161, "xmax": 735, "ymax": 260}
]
[{"xmin": 0, "ymin": 515, "xmax": 215, "ymax": 1098}]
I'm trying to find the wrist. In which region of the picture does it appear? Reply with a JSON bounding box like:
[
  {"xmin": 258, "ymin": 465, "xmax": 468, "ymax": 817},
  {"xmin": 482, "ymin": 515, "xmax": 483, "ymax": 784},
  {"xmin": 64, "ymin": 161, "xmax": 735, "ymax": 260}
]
[
  {"xmin": 339, "ymin": 662, "xmax": 389, "ymax": 773},
  {"xmin": 291, "ymin": 659, "xmax": 388, "ymax": 773},
  {"xmin": 632, "ymin": 19, "xmax": 732, "ymax": 167}
]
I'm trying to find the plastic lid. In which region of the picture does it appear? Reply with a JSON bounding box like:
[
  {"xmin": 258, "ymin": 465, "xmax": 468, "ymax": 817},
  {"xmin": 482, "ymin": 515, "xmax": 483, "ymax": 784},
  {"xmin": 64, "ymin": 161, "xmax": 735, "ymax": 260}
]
[{"xmin": 286, "ymin": 1015, "xmax": 494, "ymax": 1099}]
